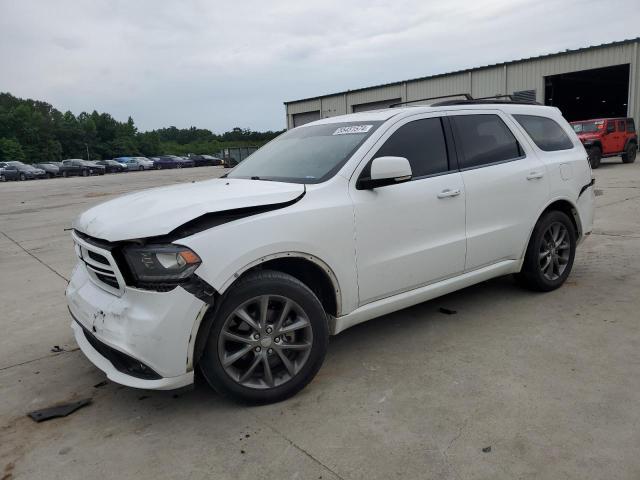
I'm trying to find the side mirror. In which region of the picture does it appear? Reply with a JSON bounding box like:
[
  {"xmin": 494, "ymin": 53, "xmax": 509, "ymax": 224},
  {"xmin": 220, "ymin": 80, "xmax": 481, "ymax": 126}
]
[{"xmin": 357, "ymin": 156, "xmax": 412, "ymax": 190}]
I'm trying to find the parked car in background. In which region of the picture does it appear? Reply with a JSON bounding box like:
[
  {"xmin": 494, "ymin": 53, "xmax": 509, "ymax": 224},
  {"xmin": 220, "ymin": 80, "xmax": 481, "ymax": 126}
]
[
  {"xmin": 33, "ymin": 162, "xmax": 60, "ymax": 178},
  {"xmin": 66, "ymin": 101, "xmax": 595, "ymax": 404},
  {"xmin": 175, "ymin": 156, "xmax": 195, "ymax": 168},
  {"xmin": 95, "ymin": 160, "xmax": 127, "ymax": 173},
  {"xmin": 0, "ymin": 162, "xmax": 20, "ymax": 181},
  {"xmin": 153, "ymin": 156, "xmax": 179, "ymax": 169},
  {"xmin": 59, "ymin": 159, "xmax": 106, "ymax": 177},
  {"xmin": 571, "ymin": 117, "xmax": 637, "ymax": 168},
  {"xmin": 6, "ymin": 161, "xmax": 46, "ymax": 180},
  {"xmin": 117, "ymin": 157, "xmax": 154, "ymax": 171},
  {"xmin": 189, "ymin": 154, "xmax": 223, "ymax": 167}
]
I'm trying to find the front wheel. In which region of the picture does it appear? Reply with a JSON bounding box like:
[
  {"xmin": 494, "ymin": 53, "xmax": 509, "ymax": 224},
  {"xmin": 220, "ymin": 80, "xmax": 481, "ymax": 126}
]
[
  {"xmin": 588, "ymin": 146, "xmax": 601, "ymax": 169},
  {"xmin": 516, "ymin": 210, "xmax": 577, "ymax": 292},
  {"xmin": 82, "ymin": 169, "xmax": 89, "ymax": 177},
  {"xmin": 199, "ymin": 270, "xmax": 329, "ymax": 404},
  {"xmin": 622, "ymin": 143, "xmax": 637, "ymax": 164},
  {"xmin": 19, "ymin": 173, "xmax": 26, "ymax": 181}
]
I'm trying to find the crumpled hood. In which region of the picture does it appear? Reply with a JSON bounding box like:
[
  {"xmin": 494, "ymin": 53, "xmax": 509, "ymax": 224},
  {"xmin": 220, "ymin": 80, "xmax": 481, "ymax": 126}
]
[{"xmin": 73, "ymin": 178, "xmax": 305, "ymax": 242}]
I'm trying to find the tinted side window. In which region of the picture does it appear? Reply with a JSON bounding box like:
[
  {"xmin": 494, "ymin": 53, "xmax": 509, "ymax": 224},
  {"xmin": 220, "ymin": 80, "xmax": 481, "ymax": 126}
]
[
  {"xmin": 373, "ymin": 118, "xmax": 448, "ymax": 178},
  {"xmin": 617, "ymin": 121, "xmax": 625, "ymax": 132},
  {"xmin": 627, "ymin": 119, "xmax": 636, "ymax": 133},
  {"xmin": 513, "ymin": 114, "xmax": 574, "ymax": 151},
  {"xmin": 452, "ymin": 114, "xmax": 522, "ymax": 169}
]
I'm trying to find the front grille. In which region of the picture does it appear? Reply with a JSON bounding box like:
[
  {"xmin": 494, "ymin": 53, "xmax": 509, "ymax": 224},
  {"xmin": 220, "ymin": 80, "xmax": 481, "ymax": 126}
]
[
  {"xmin": 87, "ymin": 250, "xmax": 109, "ymax": 265},
  {"xmin": 73, "ymin": 231, "xmax": 123, "ymax": 294}
]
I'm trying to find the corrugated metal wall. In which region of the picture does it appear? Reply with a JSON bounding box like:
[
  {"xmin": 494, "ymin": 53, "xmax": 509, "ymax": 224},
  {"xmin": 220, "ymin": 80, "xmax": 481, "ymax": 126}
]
[{"xmin": 285, "ymin": 40, "xmax": 640, "ymax": 129}]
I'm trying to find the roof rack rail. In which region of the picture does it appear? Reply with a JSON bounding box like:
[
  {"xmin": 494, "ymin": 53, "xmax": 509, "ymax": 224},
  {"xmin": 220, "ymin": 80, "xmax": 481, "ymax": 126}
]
[
  {"xmin": 390, "ymin": 93, "xmax": 542, "ymax": 108},
  {"xmin": 390, "ymin": 93, "xmax": 472, "ymax": 108}
]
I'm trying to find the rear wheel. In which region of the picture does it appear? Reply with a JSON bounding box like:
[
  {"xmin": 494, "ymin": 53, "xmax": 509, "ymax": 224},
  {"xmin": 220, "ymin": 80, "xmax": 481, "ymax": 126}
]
[
  {"xmin": 199, "ymin": 270, "xmax": 329, "ymax": 404},
  {"xmin": 588, "ymin": 146, "xmax": 601, "ymax": 169},
  {"xmin": 516, "ymin": 210, "xmax": 576, "ymax": 292},
  {"xmin": 19, "ymin": 173, "xmax": 26, "ymax": 181},
  {"xmin": 622, "ymin": 143, "xmax": 637, "ymax": 164}
]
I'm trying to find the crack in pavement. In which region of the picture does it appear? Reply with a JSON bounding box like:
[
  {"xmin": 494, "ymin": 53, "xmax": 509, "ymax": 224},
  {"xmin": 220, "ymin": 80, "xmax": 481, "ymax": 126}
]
[
  {"xmin": 1, "ymin": 231, "xmax": 69, "ymax": 282},
  {"xmin": 0, "ymin": 349, "xmax": 80, "ymax": 372},
  {"xmin": 248, "ymin": 412, "xmax": 346, "ymax": 480}
]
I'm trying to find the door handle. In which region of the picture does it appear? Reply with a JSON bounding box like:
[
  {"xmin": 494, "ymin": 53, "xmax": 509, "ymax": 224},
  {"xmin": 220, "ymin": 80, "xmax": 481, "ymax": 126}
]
[
  {"xmin": 526, "ymin": 171, "xmax": 544, "ymax": 180},
  {"xmin": 437, "ymin": 188, "xmax": 461, "ymax": 199}
]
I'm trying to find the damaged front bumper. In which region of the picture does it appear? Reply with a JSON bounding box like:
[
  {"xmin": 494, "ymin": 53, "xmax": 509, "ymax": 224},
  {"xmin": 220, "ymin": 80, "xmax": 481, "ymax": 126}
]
[{"xmin": 66, "ymin": 261, "xmax": 209, "ymax": 390}]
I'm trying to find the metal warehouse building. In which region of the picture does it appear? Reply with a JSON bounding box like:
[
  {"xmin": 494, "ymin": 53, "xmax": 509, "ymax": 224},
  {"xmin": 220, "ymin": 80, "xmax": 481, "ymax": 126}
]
[{"xmin": 284, "ymin": 38, "xmax": 640, "ymax": 129}]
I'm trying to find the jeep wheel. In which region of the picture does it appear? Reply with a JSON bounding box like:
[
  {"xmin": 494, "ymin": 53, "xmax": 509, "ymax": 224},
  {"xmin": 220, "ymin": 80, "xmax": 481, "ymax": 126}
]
[
  {"xmin": 622, "ymin": 143, "xmax": 637, "ymax": 164},
  {"xmin": 516, "ymin": 210, "xmax": 576, "ymax": 292},
  {"xmin": 200, "ymin": 270, "xmax": 329, "ymax": 404},
  {"xmin": 588, "ymin": 146, "xmax": 601, "ymax": 169}
]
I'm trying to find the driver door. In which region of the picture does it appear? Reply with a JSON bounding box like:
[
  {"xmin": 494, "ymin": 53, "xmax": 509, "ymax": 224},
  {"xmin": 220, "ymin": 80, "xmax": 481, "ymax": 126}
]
[{"xmin": 350, "ymin": 115, "xmax": 467, "ymax": 305}]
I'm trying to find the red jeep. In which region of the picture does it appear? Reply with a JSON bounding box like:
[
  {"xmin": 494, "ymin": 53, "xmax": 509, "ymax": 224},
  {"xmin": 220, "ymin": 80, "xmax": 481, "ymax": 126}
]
[{"xmin": 570, "ymin": 117, "xmax": 637, "ymax": 169}]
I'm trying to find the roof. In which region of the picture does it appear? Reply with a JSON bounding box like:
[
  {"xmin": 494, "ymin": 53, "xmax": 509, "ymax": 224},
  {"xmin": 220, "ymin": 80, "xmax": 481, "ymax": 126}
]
[{"xmin": 284, "ymin": 37, "xmax": 640, "ymax": 105}]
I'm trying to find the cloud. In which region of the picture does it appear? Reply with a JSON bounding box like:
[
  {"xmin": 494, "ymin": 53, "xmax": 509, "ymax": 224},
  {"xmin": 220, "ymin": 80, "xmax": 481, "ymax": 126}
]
[{"xmin": 0, "ymin": 0, "xmax": 638, "ymax": 132}]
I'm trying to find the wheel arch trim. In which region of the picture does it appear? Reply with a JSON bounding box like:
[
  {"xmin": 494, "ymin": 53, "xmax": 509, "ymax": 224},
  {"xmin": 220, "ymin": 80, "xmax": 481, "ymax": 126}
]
[
  {"xmin": 219, "ymin": 251, "xmax": 343, "ymax": 316},
  {"xmin": 518, "ymin": 196, "xmax": 582, "ymax": 270}
]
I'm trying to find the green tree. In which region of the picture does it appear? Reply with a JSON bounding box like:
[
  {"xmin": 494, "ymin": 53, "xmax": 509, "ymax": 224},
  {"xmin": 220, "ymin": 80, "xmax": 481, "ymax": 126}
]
[{"xmin": 0, "ymin": 137, "xmax": 25, "ymax": 161}]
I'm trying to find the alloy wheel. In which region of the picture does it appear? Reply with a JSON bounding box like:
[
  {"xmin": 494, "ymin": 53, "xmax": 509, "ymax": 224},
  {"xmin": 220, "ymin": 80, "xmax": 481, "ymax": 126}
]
[
  {"xmin": 218, "ymin": 295, "xmax": 313, "ymax": 389},
  {"xmin": 538, "ymin": 222, "xmax": 570, "ymax": 281}
]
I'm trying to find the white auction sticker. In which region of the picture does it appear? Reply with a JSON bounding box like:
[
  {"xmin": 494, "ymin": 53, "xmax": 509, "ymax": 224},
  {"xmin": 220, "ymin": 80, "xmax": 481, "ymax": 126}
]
[{"xmin": 332, "ymin": 125, "xmax": 373, "ymax": 135}]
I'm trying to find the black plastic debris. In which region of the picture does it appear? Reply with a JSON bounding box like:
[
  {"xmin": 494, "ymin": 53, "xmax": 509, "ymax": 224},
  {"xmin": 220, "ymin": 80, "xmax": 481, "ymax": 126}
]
[
  {"xmin": 51, "ymin": 345, "xmax": 63, "ymax": 352},
  {"xmin": 28, "ymin": 398, "xmax": 92, "ymax": 422},
  {"xmin": 438, "ymin": 307, "xmax": 457, "ymax": 315},
  {"xmin": 482, "ymin": 446, "xmax": 492, "ymax": 453},
  {"xmin": 93, "ymin": 380, "xmax": 108, "ymax": 388}
]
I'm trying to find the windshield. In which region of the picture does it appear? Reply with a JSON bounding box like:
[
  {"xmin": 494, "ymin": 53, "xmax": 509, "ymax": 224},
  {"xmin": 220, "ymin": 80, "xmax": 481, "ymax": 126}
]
[
  {"xmin": 227, "ymin": 121, "xmax": 383, "ymax": 183},
  {"xmin": 572, "ymin": 121, "xmax": 603, "ymax": 134}
]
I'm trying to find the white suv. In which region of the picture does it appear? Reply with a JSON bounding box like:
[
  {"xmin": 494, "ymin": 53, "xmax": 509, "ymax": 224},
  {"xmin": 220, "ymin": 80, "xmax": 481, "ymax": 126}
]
[{"xmin": 66, "ymin": 102, "xmax": 595, "ymax": 403}]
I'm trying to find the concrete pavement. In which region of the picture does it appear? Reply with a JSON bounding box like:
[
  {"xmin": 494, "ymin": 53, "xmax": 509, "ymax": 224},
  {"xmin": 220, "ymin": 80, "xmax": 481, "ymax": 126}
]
[{"xmin": 1, "ymin": 160, "xmax": 639, "ymax": 479}]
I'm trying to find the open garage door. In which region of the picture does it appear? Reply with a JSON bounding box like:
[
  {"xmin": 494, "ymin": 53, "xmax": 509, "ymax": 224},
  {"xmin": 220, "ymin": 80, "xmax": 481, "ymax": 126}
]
[
  {"xmin": 352, "ymin": 98, "xmax": 401, "ymax": 113},
  {"xmin": 292, "ymin": 111, "xmax": 320, "ymax": 127},
  {"xmin": 545, "ymin": 64, "xmax": 629, "ymax": 121}
]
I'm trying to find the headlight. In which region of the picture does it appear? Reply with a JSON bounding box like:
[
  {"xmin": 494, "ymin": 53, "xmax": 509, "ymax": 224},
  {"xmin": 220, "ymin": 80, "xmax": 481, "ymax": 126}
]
[{"xmin": 123, "ymin": 244, "xmax": 201, "ymax": 284}]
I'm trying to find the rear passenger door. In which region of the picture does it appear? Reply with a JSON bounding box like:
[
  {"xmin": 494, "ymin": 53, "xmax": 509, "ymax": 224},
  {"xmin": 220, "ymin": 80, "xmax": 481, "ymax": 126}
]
[
  {"xmin": 351, "ymin": 115, "xmax": 466, "ymax": 305},
  {"xmin": 449, "ymin": 111, "xmax": 549, "ymax": 271}
]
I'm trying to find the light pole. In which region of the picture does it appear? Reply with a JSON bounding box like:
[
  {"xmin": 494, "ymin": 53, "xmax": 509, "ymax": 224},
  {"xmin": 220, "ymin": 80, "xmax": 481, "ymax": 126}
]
[{"xmin": 85, "ymin": 143, "xmax": 90, "ymax": 160}]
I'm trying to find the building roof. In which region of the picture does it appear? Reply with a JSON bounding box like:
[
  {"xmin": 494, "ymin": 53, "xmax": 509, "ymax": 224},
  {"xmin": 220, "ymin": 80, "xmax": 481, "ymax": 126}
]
[{"xmin": 284, "ymin": 37, "xmax": 640, "ymax": 105}]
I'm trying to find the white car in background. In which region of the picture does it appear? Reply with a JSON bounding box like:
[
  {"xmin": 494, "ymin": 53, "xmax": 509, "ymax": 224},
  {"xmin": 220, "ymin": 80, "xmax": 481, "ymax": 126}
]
[
  {"xmin": 116, "ymin": 157, "xmax": 154, "ymax": 171},
  {"xmin": 67, "ymin": 100, "xmax": 595, "ymax": 403}
]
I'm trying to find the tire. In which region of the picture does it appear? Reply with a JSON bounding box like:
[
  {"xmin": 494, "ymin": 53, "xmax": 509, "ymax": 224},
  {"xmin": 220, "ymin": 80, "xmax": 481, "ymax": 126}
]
[
  {"xmin": 82, "ymin": 169, "xmax": 89, "ymax": 177},
  {"xmin": 588, "ymin": 146, "xmax": 601, "ymax": 169},
  {"xmin": 199, "ymin": 270, "xmax": 329, "ymax": 404},
  {"xmin": 62, "ymin": 171, "xmax": 68, "ymax": 178},
  {"xmin": 0, "ymin": 174, "xmax": 5, "ymax": 182},
  {"xmin": 622, "ymin": 143, "xmax": 637, "ymax": 164},
  {"xmin": 156, "ymin": 165, "xmax": 161, "ymax": 170},
  {"xmin": 19, "ymin": 173, "xmax": 26, "ymax": 181},
  {"xmin": 515, "ymin": 210, "xmax": 577, "ymax": 292}
]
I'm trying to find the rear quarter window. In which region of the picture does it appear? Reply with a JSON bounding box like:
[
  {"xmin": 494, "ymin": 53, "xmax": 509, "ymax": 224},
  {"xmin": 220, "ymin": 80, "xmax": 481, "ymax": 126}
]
[
  {"xmin": 513, "ymin": 114, "xmax": 574, "ymax": 151},
  {"xmin": 451, "ymin": 114, "xmax": 523, "ymax": 169}
]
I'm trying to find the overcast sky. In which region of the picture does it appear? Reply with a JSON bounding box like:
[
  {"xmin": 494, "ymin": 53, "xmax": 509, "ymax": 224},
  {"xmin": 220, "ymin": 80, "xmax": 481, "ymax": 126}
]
[{"xmin": 0, "ymin": 0, "xmax": 638, "ymax": 133}]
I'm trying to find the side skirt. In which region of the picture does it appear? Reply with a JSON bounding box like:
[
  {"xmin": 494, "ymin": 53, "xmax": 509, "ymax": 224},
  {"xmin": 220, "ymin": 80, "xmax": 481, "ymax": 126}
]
[{"xmin": 331, "ymin": 260, "xmax": 518, "ymax": 335}]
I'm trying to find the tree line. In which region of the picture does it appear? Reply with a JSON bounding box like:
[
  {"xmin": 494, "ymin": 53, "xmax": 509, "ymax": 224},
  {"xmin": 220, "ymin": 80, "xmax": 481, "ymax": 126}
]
[{"xmin": 0, "ymin": 92, "xmax": 284, "ymax": 163}]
